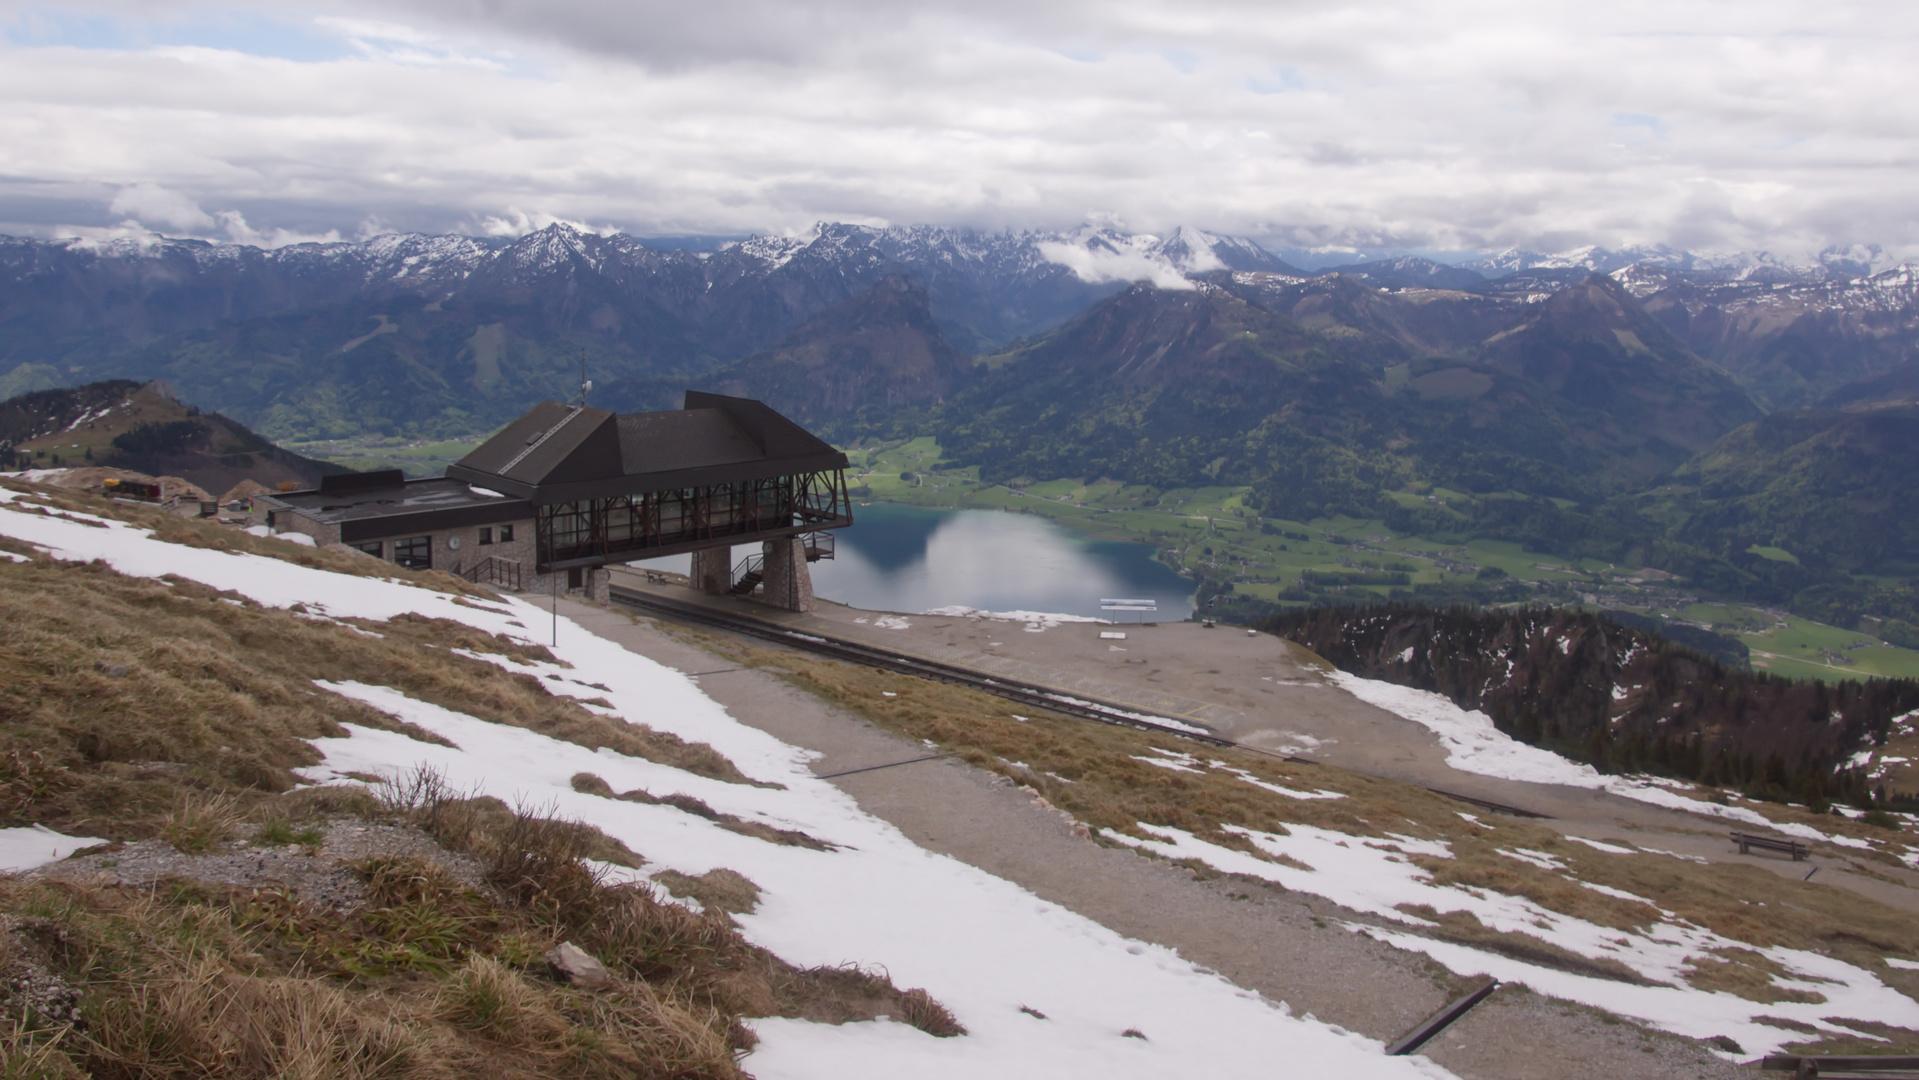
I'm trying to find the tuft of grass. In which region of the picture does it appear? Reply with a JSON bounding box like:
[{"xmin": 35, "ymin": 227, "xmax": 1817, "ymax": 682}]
[
  {"xmin": 898, "ymin": 988, "xmax": 967, "ymax": 1038},
  {"xmin": 83, "ymin": 950, "xmax": 433, "ymax": 1080},
  {"xmin": 160, "ymin": 793, "xmax": 242, "ymax": 854},
  {"xmin": 652, "ymin": 870, "xmax": 761, "ymax": 916},
  {"xmin": 0, "ymin": 1013, "xmax": 83, "ymax": 1080},
  {"xmin": 252, "ymin": 817, "xmax": 324, "ymax": 847},
  {"xmin": 435, "ymin": 955, "xmax": 571, "ymax": 1050}
]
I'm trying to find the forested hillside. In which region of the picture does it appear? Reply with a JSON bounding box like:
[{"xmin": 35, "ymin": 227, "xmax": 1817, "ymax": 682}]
[{"xmin": 1264, "ymin": 604, "xmax": 1919, "ymax": 806}]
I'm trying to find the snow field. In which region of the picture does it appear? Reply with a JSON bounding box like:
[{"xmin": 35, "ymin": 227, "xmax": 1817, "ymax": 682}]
[{"xmin": 0, "ymin": 487, "xmax": 1454, "ymax": 1079}]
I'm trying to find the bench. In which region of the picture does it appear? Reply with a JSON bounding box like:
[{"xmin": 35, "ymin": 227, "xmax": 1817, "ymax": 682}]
[
  {"xmin": 1731, "ymin": 831, "xmax": 1810, "ymax": 861},
  {"xmin": 1762, "ymin": 1053, "xmax": 1919, "ymax": 1077}
]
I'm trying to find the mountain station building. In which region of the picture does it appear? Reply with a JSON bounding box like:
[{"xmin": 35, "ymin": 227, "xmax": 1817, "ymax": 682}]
[{"xmin": 258, "ymin": 391, "xmax": 852, "ymax": 610}]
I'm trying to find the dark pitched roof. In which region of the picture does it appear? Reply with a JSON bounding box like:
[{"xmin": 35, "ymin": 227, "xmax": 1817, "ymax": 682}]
[
  {"xmin": 445, "ymin": 391, "xmax": 846, "ymax": 503},
  {"xmin": 267, "ymin": 476, "xmax": 533, "ymax": 543},
  {"xmin": 449, "ymin": 402, "xmax": 619, "ymax": 487}
]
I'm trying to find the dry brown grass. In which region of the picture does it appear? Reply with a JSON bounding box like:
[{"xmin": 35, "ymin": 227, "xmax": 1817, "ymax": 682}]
[
  {"xmin": 653, "ymin": 870, "xmax": 761, "ymax": 916},
  {"xmin": 159, "ymin": 793, "xmax": 245, "ymax": 854},
  {"xmin": 88, "ymin": 952, "xmax": 438, "ymax": 1080},
  {"xmin": 1682, "ymin": 948, "xmax": 1829, "ymax": 1005},
  {"xmin": 0, "ymin": 543, "xmax": 758, "ymax": 844},
  {"xmin": 0, "ymin": 779, "xmax": 972, "ymax": 1079}
]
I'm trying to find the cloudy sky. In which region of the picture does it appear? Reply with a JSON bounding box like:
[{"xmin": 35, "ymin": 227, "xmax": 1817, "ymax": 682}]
[{"xmin": 1, "ymin": 0, "xmax": 1915, "ymax": 257}]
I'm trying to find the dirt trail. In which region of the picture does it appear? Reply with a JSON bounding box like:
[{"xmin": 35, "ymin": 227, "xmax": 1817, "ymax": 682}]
[{"xmin": 556, "ymin": 596, "xmax": 1752, "ymax": 1080}]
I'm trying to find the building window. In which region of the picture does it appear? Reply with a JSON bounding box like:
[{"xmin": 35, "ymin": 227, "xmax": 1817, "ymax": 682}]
[
  {"xmin": 392, "ymin": 536, "xmax": 432, "ymax": 570},
  {"xmin": 352, "ymin": 540, "xmax": 382, "ymax": 558},
  {"xmin": 499, "ymin": 524, "xmax": 515, "ymax": 543},
  {"xmin": 478, "ymin": 527, "xmax": 493, "ymax": 546}
]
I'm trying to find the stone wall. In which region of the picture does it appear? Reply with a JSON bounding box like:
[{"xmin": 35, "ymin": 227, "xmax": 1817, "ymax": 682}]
[
  {"xmin": 690, "ymin": 547, "xmax": 732, "ymax": 595},
  {"xmin": 760, "ymin": 536, "xmax": 816, "ymax": 612}
]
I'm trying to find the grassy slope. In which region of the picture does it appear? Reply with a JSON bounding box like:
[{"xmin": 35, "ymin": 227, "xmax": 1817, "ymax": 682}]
[
  {"xmin": 846, "ymin": 437, "xmax": 1919, "ymax": 683},
  {"xmin": 0, "ymin": 480, "xmax": 953, "ymax": 1078}
]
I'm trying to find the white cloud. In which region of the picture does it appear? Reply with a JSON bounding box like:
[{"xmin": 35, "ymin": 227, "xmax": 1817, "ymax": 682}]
[
  {"xmin": 215, "ymin": 209, "xmax": 342, "ymax": 248},
  {"xmin": 107, "ymin": 182, "xmax": 214, "ymax": 231},
  {"xmin": 1038, "ymin": 232, "xmax": 1196, "ymax": 289},
  {"xmin": 2, "ymin": 1, "xmax": 1917, "ymax": 256}
]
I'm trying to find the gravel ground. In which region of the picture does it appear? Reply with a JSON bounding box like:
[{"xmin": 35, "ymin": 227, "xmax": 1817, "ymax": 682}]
[{"xmin": 36, "ymin": 819, "xmax": 486, "ymax": 912}]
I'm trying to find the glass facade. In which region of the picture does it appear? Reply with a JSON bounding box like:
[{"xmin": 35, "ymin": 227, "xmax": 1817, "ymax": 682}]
[
  {"xmin": 535, "ymin": 471, "xmax": 849, "ymax": 569},
  {"xmin": 392, "ymin": 536, "xmax": 432, "ymax": 570}
]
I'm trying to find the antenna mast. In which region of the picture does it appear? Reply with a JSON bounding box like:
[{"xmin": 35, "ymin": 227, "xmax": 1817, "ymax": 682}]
[{"xmin": 579, "ymin": 353, "xmax": 592, "ymax": 407}]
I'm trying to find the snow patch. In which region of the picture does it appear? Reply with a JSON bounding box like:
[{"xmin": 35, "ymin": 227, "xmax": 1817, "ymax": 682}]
[
  {"xmin": 924, "ymin": 606, "xmax": 1104, "ymax": 629},
  {"xmin": 1104, "ymin": 821, "xmax": 1919, "ymax": 1057},
  {"xmin": 1327, "ymin": 672, "xmax": 1874, "ymax": 847},
  {"xmin": 0, "ymin": 825, "xmax": 107, "ymax": 872},
  {"xmin": 1563, "ymin": 836, "xmax": 1637, "ymax": 855}
]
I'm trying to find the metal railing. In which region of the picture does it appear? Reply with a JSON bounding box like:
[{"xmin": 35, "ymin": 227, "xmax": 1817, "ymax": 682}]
[
  {"xmin": 801, "ymin": 531, "xmax": 835, "ymax": 562},
  {"xmin": 461, "ymin": 555, "xmax": 523, "ymax": 592}
]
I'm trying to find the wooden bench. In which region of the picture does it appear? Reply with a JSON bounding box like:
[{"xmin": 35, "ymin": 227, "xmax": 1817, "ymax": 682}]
[
  {"xmin": 1731, "ymin": 831, "xmax": 1810, "ymax": 861},
  {"xmin": 1762, "ymin": 1053, "xmax": 1919, "ymax": 1077}
]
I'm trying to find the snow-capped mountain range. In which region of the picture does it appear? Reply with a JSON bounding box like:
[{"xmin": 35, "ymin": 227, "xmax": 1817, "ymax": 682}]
[{"xmin": 0, "ymin": 220, "xmax": 1914, "ymax": 438}]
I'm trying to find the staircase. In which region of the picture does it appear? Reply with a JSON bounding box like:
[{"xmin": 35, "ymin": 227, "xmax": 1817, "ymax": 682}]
[
  {"xmin": 730, "ymin": 535, "xmax": 832, "ymax": 595},
  {"xmin": 729, "ymin": 554, "xmax": 765, "ymax": 595},
  {"xmin": 460, "ymin": 555, "xmax": 523, "ymax": 591}
]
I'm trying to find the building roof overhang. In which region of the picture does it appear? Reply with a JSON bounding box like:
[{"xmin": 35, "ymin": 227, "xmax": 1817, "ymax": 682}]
[{"xmin": 444, "ymin": 391, "xmax": 848, "ymax": 504}]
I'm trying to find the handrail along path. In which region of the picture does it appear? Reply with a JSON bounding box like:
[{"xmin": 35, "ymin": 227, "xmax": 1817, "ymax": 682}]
[
  {"xmin": 607, "ymin": 583, "xmax": 1234, "ymax": 747},
  {"xmin": 607, "ymin": 582, "xmax": 1552, "ymax": 820}
]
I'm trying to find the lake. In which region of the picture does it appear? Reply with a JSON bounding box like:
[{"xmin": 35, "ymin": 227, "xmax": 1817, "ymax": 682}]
[{"xmin": 631, "ymin": 502, "xmax": 1196, "ymax": 620}]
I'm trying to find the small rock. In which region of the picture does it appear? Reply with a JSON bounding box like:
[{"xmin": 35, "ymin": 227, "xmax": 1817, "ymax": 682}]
[
  {"xmin": 93, "ymin": 662, "xmax": 128, "ymax": 678},
  {"xmin": 546, "ymin": 941, "xmax": 612, "ymax": 990}
]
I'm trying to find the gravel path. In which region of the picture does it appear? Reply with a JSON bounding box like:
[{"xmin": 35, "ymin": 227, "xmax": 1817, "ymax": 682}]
[{"xmin": 558, "ymin": 597, "xmax": 1753, "ymax": 1080}]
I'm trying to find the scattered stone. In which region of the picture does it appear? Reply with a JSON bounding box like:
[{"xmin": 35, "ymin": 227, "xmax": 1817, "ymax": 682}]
[
  {"xmin": 546, "ymin": 941, "xmax": 612, "ymax": 990},
  {"xmin": 93, "ymin": 662, "xmax": 128, "ymax": 678}
]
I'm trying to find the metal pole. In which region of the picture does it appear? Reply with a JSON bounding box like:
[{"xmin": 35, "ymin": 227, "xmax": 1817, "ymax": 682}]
[{"xmin": 552, "ymin": 567, "xmax": 559, "ymax": 647}]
